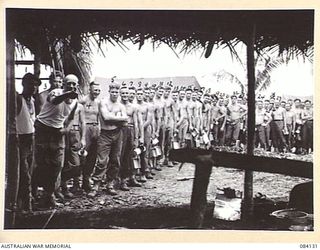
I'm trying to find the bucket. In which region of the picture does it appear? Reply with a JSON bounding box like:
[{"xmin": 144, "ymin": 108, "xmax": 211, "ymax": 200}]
[
  {"xmin": 152, "ymin": 138, "xmax": 159, "ymax": 146},
  {"xmin": 133, "ymin": 148, "xmax": 142, "ymax": 156},
  {"xmin": 133, "ymin": 157, "xmax": 141, "ymax": 169},
  {"xmin": 191, "ymin": 130, "xmax": 198, "ymax": 138},
  {"xmin": 151, "ymin": 148, "xmax": 157, "ymax": 158},
  {"xmin": 213, "ymin": 193, "xmax": 242, "ymax": 221},
  {"xmin": 172, "ymin": 141, "xmax": 180, "ymax": 149},
  {"xmin": 154, "ymin": 145, "xmax": 162, "ymax": 157},
  {"xmin": 270, "ymin": 209, "xmax": 311, "ymax": 228},
  {"xmin": 185, "ymin": 132, "xmax": 192, "ymax": 140},
  {"xmin": 208, "ymin": 132, "xmax": 214, "ymax": 142},
  {"xmin": 195, "ymin": 139, "xmax": 201, "ymax": 148},
  {"xmin": 202, "ymin": 133, "xmax": 210, "ymax": 145}
]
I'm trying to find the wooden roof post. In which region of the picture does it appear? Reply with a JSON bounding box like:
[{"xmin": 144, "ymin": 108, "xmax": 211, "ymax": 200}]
[
  {"xmin": 34, "ymin": 49, "xmax": 41, "ymax": 78},
  {"xmin": 5, "ymin": 23, "xmax": 20, "ymax": 229},
  {"xmin": 190, "ymin": 163, "xmax": 212, "ymax": 228},
  {"xmin": 242, "ymin": 23, "xmax": 256, "ymax": 221}
]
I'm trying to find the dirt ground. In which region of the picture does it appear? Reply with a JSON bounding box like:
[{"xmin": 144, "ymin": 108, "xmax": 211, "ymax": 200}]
[
  {"xmin": 10, "ymin": 157, "xmax": 311, "ymax": 229},
  {"xmin": 8, "ymin": 145, "xmax": 313, "ymax": 229},
  {"xmin": 59, "ymin": 162, "xmax": 308, "ymax": 210}
]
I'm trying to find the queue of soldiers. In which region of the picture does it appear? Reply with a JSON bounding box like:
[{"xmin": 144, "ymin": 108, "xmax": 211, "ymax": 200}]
[{"xmin": 12, "ymin": 72, "xmax": 313, "ymax": 211}]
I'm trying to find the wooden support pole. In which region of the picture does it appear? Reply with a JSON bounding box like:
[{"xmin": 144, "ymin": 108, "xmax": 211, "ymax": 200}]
[
  {"xmin": 190, "ymin": 164, "xmax": 212, "ymax": 228},
  {"xmin": 6, "ymin": 19, "xmax": 20, "ymax": 229},
  {"xmin": 34, "ymin": 50, "xmax": 41, "ymax": 78},
  {"xmin": 243, "ymin": 23, "xmax": 256, "ymax": 220}
]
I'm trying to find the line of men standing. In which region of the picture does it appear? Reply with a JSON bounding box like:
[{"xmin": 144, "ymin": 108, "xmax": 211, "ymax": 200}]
[{"xmin": 9, "ymin": 72, "xmax": 313, "ymax": 212}]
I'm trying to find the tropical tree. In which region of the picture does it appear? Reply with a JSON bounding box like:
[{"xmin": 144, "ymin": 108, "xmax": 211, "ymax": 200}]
[{"xmin": 212, "ymin": 46, "xmax": 313, "ymax": 97}]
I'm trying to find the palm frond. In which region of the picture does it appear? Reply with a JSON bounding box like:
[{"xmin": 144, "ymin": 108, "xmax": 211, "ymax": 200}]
[
  {"xmin": 212, "ymin": 70, "xmax": 245, "ymax": 94},
  {"xmin": 255, "ymin": 56, "xmax": 286, "ymax": 92}
]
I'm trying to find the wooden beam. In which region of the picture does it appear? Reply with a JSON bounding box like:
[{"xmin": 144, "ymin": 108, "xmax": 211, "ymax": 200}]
[
  {"xmin": 14, "ymin": 60, "xmax": 35, "ymax": 65},
  {"xmin": 15, "ymin": 77, "xmax": 50, "ymax": 80},
  {"xmin": 169, "ymin": 148, "xmax": 313, "ymax": 179}
]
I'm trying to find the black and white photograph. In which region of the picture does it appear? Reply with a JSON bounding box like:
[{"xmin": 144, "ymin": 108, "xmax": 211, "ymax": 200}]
[{"xmin": 4, "ymin": 7, "xmax": 314, "ymax": 234}]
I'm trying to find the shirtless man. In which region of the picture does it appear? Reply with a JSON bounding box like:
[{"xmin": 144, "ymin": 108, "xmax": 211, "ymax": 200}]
[
  {"xmin": 78, "ymin": 81, "xmax": 101, "ymax": 192},
  {"xmin": 301, "ymin": 100, "xmax": 313, "ymax": 154},
  {"xmin": 187, "ymin": 91, "xmax": 198, "ymax": 147},
  {"xmin": 175, "ymin": 88, "xmax": 190, "ymax": 148},
  {"xmin": 128, "ymin": 85, "xmax": 136, "ymax": 104},
  {"xmin": 202, "ymin": 94, "xmax": 211, "ymax": 132},
  {"xmin": 225, "ymin": 95, "xmax": 247, "ymax": 146},
  {"xmin": 209, "ymin": 95, "xmax": 220, "ymax": 145},
  {"xmin": 154, "ymin": 85, "xmax": 166, "ymax": 165},
  {"xmin": 195, "ymin": 90, "xmax": 203, "ymax": 133},
  {"xmin": 148, "ymin": 86, "xmax": 162, "ymax": 172},
  {"xmin": 60, "ymin": 102, "xmax": 86, "ymax": 198},
  {"xmin": 217, "ymin": 98, "xmax": 227, "ymax": 145},
  {"xmin": 201, "ymin": 94, "xmax": 211, "ymax": 148},
  {"xmin": 136, "ymin": 87, "xmax": 154, "ymax": 181},
  {"xmin": 119, "ymin": 86, "xmax": 143, "ymax": 190},
  {"xmin": 88, "ymin": 83, "xmax": 128, "ymax": 197},
  {"xmin": 162, "ymin": 85, "xmax": 176, "ymax": 167},
  {"xmin": 284, "ymin": 103, "xmax": 296, "ymax": 150},
  {"xmin": 270, "ymin": 100, "xmax": 288, "ymax": 152},
  {"xmin": 185, "ymin": 88, "xmax": 192, "ymax": 104}
]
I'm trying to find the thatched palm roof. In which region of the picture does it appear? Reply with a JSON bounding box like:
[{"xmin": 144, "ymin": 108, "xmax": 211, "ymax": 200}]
[{"xmin": 7, "ymin": 9, "xmax": 314, "ymax": 66}]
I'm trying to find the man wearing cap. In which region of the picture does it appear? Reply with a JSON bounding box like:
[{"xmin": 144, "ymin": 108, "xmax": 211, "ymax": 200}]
[
  {"xmin": 32, "ymin": 74, "xmax": 79, "ymax": 208},
  {"xmin": 15, "ymin": 73, "xmax": 41, "ymax": 211},
  {"xmin": 78, "ymin": 81, "xmax": 101, "ymax": 192},
  {"xmin": 88, "ymin": 82, "xmax": 128, "ymax": 197}
]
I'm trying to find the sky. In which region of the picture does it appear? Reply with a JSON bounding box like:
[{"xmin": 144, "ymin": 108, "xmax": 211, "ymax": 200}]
[
  {"xmin": 90, "ymin": 40, "xmax": 314, "ymax": 97},
  {"xmin": 15, "ymin": 39, "xmax": 313, "ymax": 97}
]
